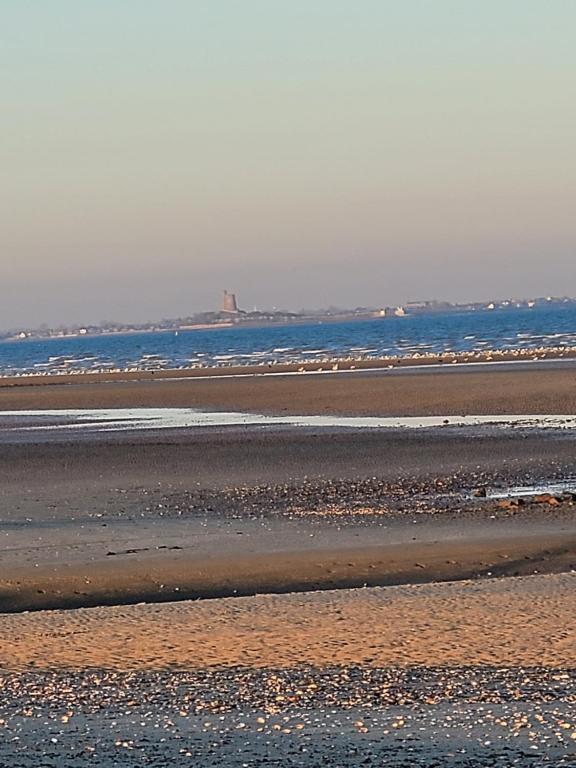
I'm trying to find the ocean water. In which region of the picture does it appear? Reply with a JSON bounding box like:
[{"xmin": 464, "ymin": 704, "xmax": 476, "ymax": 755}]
[{"xmin": 1, "ymin": 306, "xmax": 576, "ymax": 376}]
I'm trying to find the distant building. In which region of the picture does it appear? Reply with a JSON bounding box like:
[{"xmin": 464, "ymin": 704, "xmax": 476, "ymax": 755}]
[
  {"xmin": 376, "ymin": 306, "xmax": 407, "ymax": 318},
  {"xmin": 404, "ymin": 300, "xmax": 452, "ymax": 314},
  {"xmin": 222, "ymin": 290, "xmax": 239, "ymax": 313},
  {"xmin": 405, "ymin": 301, "xmax": 429, "ymax": 311}
]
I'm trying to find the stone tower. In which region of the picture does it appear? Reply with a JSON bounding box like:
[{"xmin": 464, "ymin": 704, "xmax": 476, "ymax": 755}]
[{"xmin": 222, "ymin": 290, "xmax": 239, "ymax": 313}]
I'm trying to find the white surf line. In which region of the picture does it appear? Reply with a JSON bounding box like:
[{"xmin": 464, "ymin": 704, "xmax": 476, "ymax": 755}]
[
  {"xmin": 2, "ymin": 352, "xmax": 576, "ymax": 383},
  {"xmin": 161, "ymin": 356, "xmax": 576, "ymax": 382},
  {"xmin": 1, "ymin": 409, "xmax": 576, "ymax": 433}
]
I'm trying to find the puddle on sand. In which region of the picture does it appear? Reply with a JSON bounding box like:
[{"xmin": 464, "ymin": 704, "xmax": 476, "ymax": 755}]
[
  {"xmin": 1, "ymin": 409, "xmax": 576, "ymax": 433},
  {"xmin": 484, "ymin": 479, "xmax": 576, "ymax": 500}
]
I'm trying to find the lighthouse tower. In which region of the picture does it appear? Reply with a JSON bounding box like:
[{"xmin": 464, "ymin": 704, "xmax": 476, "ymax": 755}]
[{"xmin": 222, "ymin": 290, "xmax": 239, "ymax": 313}]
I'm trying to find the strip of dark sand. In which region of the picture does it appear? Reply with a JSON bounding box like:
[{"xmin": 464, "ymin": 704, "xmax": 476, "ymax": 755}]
[
  {"xmin": 1, "ymin": 427, "xmax": 575, "ymax": 513},
  {"xmin": 1, "ymin": 531, "xmax": 575, "ymax": 613}
]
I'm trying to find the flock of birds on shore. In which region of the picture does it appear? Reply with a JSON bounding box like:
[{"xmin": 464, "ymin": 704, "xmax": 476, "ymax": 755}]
[{"xmin": 0, "ymin": 344, "xmax": 576, "ymax": 380}]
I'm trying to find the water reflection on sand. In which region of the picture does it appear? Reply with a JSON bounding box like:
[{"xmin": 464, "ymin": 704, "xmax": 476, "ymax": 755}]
[{"xmin": 1, "ymin": 408, "xmax": 576, "ymax": 433}]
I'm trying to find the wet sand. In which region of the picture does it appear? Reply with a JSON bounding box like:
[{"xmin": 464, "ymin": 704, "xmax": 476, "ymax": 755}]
[
  {"xmin": 2, "ymin": 531, "xmax": 575, "ymax": 613},
  {"xmin": 1, "ymin": 362, "xmax": 576, "ymax": 611},
  {"xmin": 1, "ymin": 668, "xmax": 574, "ymax": 767},
  {"xmin": 1, "ymin": 365, "xmax": 575, "ymax": 623},
  {"xmin": 0, "ymin": 413, "xmax": 575, "ymax": 611},
  {"xmin": 1, "ymin": 424, "xmax": 576, "ymax": 507}
]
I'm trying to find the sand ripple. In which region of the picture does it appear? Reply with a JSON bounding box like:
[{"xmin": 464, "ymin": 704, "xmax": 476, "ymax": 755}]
[{"xmin": 1, "ymin": 574, "xmax": 574, "ymax": 671}]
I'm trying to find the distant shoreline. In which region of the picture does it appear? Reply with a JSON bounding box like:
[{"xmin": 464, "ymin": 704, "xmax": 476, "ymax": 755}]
[
  {"xmin": 4, "ymin": 299, "xmax": 576, "ymax": 344},
  {"xmin": 0, "ymin": 312, "xmax": 394, "ymax": 344}
]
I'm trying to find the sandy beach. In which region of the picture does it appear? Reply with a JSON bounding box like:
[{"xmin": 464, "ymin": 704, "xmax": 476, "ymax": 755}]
[
  {"xmin": 1, "ymin": 575, "xmax": 574, "ymax": 765},
  {"xmin": 1, "ymin": 363, "xmax": 575, "ymax": 765},
  {"xmin": 1, "ymin": 574, "xmax": 574, "ymax": 670}
]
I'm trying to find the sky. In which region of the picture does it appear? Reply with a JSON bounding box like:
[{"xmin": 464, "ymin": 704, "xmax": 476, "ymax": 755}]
[{"xmin": 2, "ymin": 1, "xmax": 575, "ymax": 328}]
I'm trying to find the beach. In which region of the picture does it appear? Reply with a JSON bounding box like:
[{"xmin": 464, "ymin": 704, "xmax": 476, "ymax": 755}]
[
  {"xmin": 1, "ymin": 577, "xmax": 575, "ymax": 765},
  {"xmin": 2, "ymin": 574, "xmax": 575, "ymax": 670},
  {"xmin": 1, "ymin": 362, "xmax": 576, "ymax": 615},
  {"xmin": 2, "ymin": 358, "xmax": 576, "ymax": 415},
  {"xmin": 6, "ymin": 0, "xmax": 576, "ymax": 759},
  {"xmin": 1, "ymin": 363, "xmax": 575, "ymax": 765}
]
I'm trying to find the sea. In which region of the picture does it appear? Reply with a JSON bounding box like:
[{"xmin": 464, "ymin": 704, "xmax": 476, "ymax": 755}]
[{"xmin": 1, "ymin": 305, "xmax": 576, "ymax": 377}]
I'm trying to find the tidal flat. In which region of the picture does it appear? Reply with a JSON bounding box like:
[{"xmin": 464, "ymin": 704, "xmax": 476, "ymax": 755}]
[{"xmin": 0, "ymin": 364, "xmax": 575, "ymax": 765}]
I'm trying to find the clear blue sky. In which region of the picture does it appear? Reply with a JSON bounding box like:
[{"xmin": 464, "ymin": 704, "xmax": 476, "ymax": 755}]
[{"xmin": 2, "ymin": 1, "xmax": 575, "ymax": 326}]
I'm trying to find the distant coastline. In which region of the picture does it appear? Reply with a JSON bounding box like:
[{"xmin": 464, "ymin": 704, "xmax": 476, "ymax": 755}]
[
  {"xmin": 1, "ymin": 312, "xmax": 375, "ymax": 343},
  {"xmin": 3, "ymin": 294, "xmax": 576, "ymax": 343}
]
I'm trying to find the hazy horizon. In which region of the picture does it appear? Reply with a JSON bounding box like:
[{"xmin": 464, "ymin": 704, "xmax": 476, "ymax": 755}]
[{"xmin": 3, "ymin": 2, "xmax": 575, "ymax": 328}]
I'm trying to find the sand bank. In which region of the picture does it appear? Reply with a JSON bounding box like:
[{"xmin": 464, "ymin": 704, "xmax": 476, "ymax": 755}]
[
  {"xmin": 1, "ymin": 361, "xmax": 576, "ymax": 415},
  {"xmin": 1, "ymin": 573, "xmax": 574, "ymax": 670}
]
